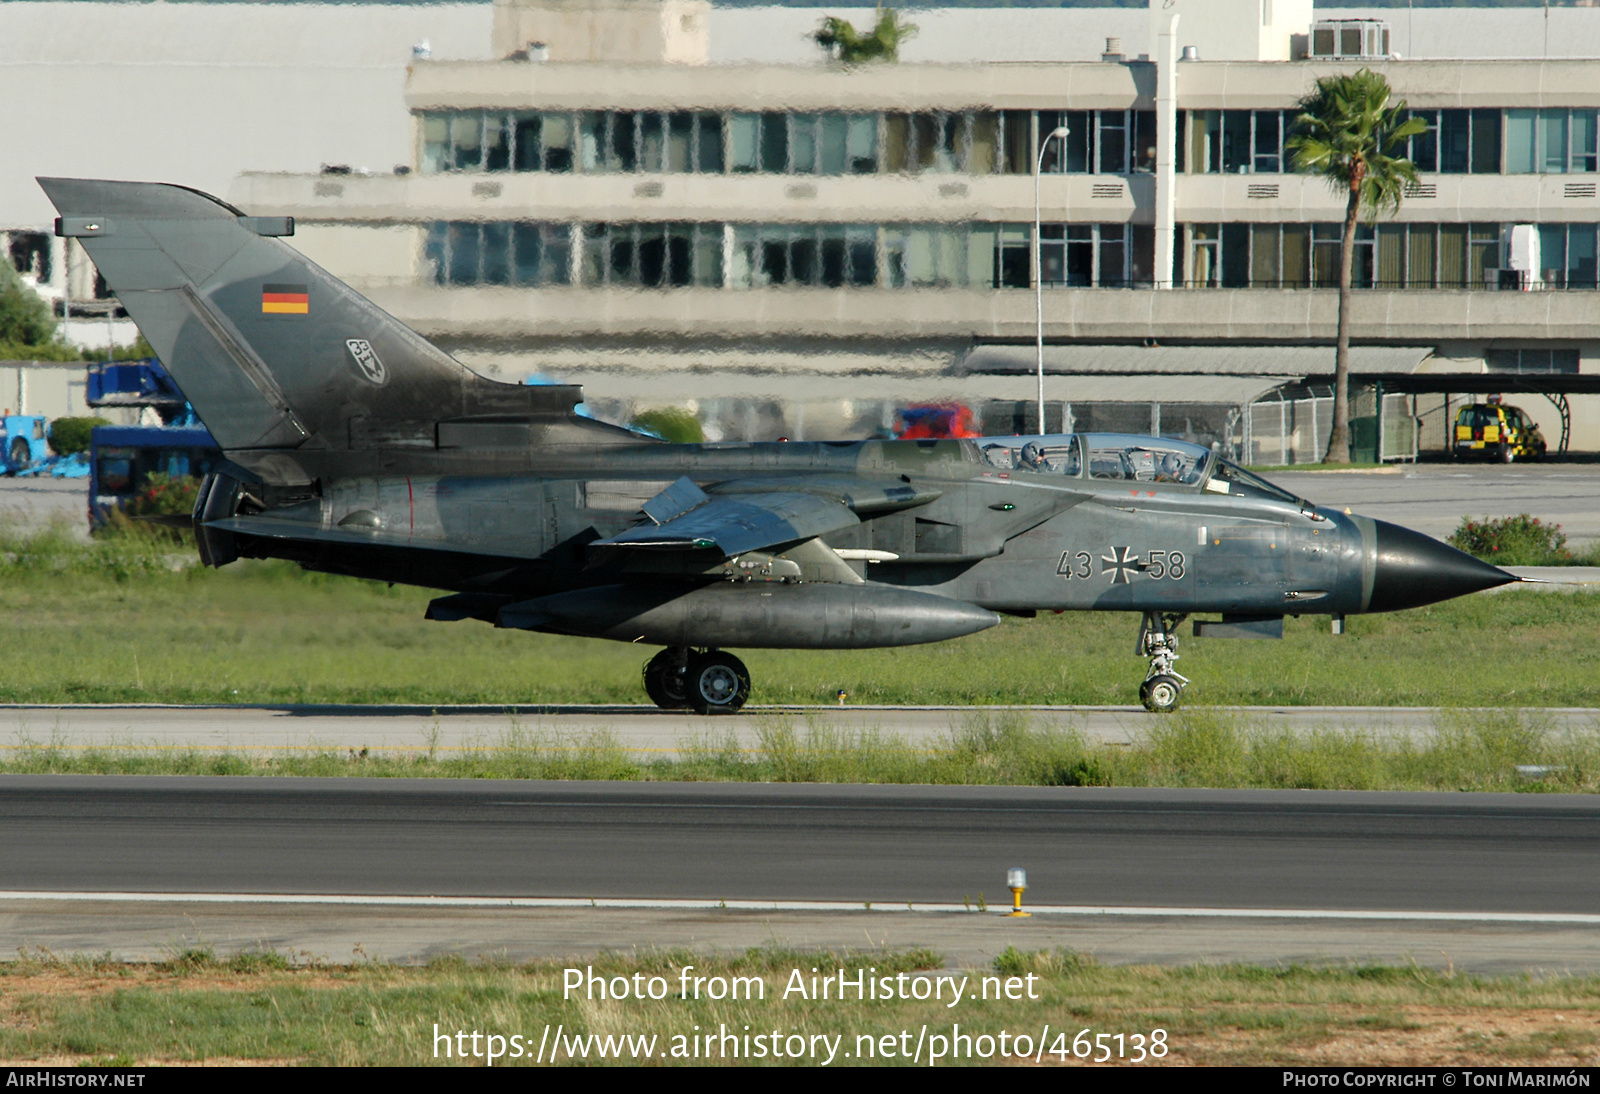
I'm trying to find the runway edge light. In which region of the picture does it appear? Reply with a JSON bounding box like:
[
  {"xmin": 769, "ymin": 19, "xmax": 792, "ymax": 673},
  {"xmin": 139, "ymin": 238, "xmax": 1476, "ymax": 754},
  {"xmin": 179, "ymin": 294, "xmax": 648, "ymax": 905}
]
[{"xmin": 1006, "ymin": 867, "xmax": 1030, "ymax": 918}]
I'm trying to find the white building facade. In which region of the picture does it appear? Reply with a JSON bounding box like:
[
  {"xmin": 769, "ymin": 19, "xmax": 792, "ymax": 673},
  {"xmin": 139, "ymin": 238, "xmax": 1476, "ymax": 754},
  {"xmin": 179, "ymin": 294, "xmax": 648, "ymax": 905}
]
[{"xmin": 10, "ymin": 1, "xmax": 1600, "ymax": 453}]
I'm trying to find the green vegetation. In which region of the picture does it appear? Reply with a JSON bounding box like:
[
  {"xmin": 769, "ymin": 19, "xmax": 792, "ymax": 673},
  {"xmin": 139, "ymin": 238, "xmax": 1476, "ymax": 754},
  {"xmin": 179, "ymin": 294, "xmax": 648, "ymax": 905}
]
[
  {"xmin": 1449, "ymin": 513, "xmax": 1600, "ymax": 566},
  {"xmin": 1, "ymin": 947, "xmax": 1596, "ymax": 1066},
  {"xmin": 0, "ymin": 521, "xmax": 1598, "ymax": 712},
  {"xmin": 46, "ymin": 415, "xmax": 110, "ymax": 456},
  {"xmin": 9, "ymin": 707, "xmax": 1597, "ymax": 793},
  {"xmin": 0, "ymin": 264, "xmax": 58, "ymax": 357},
  {"xmin": 812, "ymin": 8, "xmax": 918, "ymax": 64},
  {"xmin": 0, "ymin": 265, "xmax": 155, "ymax": 363},
  {"xmin": 628, "ymin": 406, "xmax": 705, "ymax": 444}
]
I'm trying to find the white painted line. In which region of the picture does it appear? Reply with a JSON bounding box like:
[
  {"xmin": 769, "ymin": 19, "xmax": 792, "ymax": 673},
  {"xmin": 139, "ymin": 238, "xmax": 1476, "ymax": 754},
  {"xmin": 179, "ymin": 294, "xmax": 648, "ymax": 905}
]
[{"xmin": 1, "ymin": 891, "xmax": 1598, "ymax": 925}]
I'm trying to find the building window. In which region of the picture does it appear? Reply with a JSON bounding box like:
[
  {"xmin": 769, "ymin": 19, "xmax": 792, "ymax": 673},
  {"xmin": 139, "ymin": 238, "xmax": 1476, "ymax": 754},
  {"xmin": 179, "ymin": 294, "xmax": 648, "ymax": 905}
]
[
  {"xmin": 728, "ymin": 225, "xmax": 878, "ymax": 288},
  {"xmin": 419, "ymin": 107, "xmax": 1158, "ymax": 177},
  {"xmin": 786, "ymin": 114, "xmax": 878, "ymax": 175},
  {"xmin": 885, "ymin": 112, "xmax": 1003, "ymax": 174},
  {"xmin": 1035, "ymin": 223, "xmax": 1132, "ymax": 286},
  {"xmin": 995, "ymin": 225, "xmax": 1031, "ymax": 288},
  {"xmin": 425, "ymin": 222, "xmax": 572, "ymax": 286},
  {"xmin": 1505, "ymin": 109, "xmax": 1600, "ymax": 174},
  {"xmin": 421, "ymin": 110, "xmax": 723, "ymax": 174},
  {"xmin": 1486, "ymin": 348, "xmax": 1580, "ymax": 373},
  {"xmin": 1451, "ymin": 110, "xmax": 1499, "ymax": 174},
  {"xmin": 1025, "ymin": 110, "xmax": 1155, "ymax": 175},
  {"xmin": 581, "ymin": 223, "xmax": 723, "ymax": 287},
  {"xmin": 1179, "ymin": 222, "xmax": 1531, "ymax": 290},
  {"xmin": 1399, "ymin": 110, "xmax": 1499, "ymax": 174},
  {"xmin": 1184, "ymin": 111, "xmax": 1288, "ymax": 174},
  {"xmin": 1186, "ymin": 223, "xmax": 1375, "ymax": 287},
  {"xmin": 1536, "ymin": 224, "xmax": 1600, "ymax": 287}
]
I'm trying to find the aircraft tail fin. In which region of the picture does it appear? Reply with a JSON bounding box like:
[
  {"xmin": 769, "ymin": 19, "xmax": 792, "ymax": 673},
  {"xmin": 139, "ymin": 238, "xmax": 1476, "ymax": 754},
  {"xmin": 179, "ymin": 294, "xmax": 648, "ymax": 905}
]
[{"xmin": 38, "ymin": 178, "xmax": 587, "ymax": 478}]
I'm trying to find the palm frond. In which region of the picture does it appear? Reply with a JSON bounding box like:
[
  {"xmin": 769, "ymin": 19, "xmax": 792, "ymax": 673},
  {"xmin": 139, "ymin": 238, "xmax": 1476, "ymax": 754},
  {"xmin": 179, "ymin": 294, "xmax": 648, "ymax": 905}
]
[
  {"xmin": 813, "ymin": 9, "xmax": 917, "ymax": 64},
  {"xmin": 1287, "ymin": 68, "xmax": 1426, "ymax": 222}
]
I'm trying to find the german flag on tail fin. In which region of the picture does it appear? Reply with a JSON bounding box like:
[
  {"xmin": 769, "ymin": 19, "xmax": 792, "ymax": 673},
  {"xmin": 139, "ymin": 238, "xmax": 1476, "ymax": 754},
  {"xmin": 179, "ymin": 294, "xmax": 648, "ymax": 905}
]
[{"xmin": 261, "ymin": 283, "xmax": 308, "ymax": 314}]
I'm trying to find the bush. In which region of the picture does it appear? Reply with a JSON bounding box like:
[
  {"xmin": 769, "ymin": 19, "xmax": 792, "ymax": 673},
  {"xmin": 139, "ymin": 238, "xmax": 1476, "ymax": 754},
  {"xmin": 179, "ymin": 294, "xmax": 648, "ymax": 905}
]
[
  {"xmin": 0, "ymin": 265, "xmax": 57, "ymax": 348},
  {"xmin": 127, "ymin": 471, "xmax": 201, "ymax": 518},
  {"xmin": 48, "ymin": 416, "xmax": 110, "ymax": 456},
  {"xmin": 629, "ymin": 407, "xmax": 704, "ymax": 444},
  {"xmin": 1448, "ymin": 514, "xmax": 1569, "ymax": 566},
  {"xmin": 93, "ymin": 472, "xmax": 200, "ymax": 546}
]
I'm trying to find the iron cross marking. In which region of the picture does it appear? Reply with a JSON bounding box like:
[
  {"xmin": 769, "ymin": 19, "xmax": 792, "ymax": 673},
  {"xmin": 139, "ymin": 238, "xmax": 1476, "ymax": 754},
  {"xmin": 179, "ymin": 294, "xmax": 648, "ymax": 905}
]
[{"xmin": 1101, "ymin": 545, "xmax": 1140, "ymax": 585}]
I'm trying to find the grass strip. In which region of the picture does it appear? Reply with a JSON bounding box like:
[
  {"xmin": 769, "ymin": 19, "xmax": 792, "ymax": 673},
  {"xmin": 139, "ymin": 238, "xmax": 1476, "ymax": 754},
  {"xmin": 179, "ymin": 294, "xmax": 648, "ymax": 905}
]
[
  {"xmin": 0, "ymin": 946, "xmax": 1596, "ymax": 1066},
  {"xmin": 5, "ymin": 709, "xmax": 1598, "ymax": 792}
]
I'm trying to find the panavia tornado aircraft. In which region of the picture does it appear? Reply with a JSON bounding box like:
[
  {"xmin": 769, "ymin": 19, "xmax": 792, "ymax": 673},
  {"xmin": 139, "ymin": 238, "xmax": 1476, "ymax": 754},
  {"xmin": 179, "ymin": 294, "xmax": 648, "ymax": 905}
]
[{"xmin": 42, "ymin": 178, "xmax": 1518, "ymax": 713}]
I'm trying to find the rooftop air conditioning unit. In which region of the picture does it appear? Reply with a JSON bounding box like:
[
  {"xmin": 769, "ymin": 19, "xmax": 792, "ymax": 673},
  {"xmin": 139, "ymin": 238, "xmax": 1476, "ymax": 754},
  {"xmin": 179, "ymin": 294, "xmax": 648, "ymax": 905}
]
[{"xmin": 1309, "ymin": 20, "xmax": 1391, "ymax": 60}]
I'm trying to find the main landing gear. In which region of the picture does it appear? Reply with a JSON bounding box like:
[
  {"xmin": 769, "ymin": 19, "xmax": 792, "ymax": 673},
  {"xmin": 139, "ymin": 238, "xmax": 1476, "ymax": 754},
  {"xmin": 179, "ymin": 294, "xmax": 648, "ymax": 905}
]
[
  {"xmin": 643, "ymin": 647, "xmax": 752, "ymax": 715},
  {"xmin": 1137, "ymin": 611, "xmax": 1190, "ymax": 713}
]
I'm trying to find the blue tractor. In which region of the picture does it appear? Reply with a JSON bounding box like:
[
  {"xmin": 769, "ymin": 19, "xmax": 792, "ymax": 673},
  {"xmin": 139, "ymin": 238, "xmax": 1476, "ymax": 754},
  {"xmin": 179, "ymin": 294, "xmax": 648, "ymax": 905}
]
[{"xmin": 0, "ymin": 415, "xmax": 50, "ymax": 474}]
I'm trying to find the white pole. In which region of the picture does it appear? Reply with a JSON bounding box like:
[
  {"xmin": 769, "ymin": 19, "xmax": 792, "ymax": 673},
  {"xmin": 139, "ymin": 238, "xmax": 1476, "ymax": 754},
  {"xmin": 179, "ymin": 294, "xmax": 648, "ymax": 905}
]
[
  {"xmin": 1035, "ymin": 125, "xmax": 1069, "ymax": 434},
  {"xmin": 1154, "ymin": 13, "xmax": 1181, "ymax": 290}
]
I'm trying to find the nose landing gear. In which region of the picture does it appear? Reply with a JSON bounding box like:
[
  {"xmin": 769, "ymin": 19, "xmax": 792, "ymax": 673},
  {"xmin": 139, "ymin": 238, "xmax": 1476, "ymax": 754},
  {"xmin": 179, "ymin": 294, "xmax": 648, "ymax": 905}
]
[{"xmin": 1137, "ymin": 611, "xmax": 1190, "ymax": 713}]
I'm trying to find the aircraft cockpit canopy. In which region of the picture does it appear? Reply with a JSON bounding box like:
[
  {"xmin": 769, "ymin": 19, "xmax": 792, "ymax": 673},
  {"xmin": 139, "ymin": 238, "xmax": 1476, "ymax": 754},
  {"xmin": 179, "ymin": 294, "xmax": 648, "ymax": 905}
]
[
  {"xmin": 1203, "ymin": 460, "xmax": 1308, "ymax": 506},
  {"xmin": 974, "ymin": 433, "xmax": 1310, "ymax": 508},
  {"xmin": 978, "ymin": 433, "xmax": 1212, "ymax": 486}
]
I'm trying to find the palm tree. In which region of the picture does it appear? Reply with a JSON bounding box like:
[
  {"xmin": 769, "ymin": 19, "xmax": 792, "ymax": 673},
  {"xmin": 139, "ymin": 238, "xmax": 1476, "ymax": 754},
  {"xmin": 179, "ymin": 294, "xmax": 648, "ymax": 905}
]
[
  {"xmin": 813, "ymin": 8, "xmax": 917, "ymax": 65},
  {"xmin": 1288, "ymin": 69, "xmax": 1426, "ymax": 464}
]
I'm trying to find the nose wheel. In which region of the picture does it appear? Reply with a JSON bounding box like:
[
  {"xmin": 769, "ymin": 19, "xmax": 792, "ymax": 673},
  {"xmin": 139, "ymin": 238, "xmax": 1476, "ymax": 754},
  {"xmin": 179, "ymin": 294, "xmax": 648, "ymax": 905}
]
[{"xmin": 1137, "ymin": 612, "xmax": 1190, "ymax": 713}]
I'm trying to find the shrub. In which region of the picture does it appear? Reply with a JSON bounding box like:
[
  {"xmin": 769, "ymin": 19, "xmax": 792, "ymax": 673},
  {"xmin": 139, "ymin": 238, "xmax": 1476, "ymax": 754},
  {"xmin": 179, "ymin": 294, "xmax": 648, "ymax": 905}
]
[
  {"xmin": 127, "ymin": 471, "xmax": 201, "ymax": 518},
  {"xmin": 629, "ymin": 406, "xmax": 704, "ymax": 444},
  {"xmin": 47, "ymin": 416, "xmax": 110, "ymax": 456},
  {"xmin": 1448, "ymin": 514, "xmax": 1569, "ymax": 566}
]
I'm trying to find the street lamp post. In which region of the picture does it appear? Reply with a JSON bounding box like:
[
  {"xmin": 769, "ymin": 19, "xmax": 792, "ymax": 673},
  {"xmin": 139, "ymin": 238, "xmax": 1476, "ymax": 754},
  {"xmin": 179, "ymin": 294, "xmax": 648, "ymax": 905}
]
[{"xmin": 1034, "ymin": 125, "xmax": 1071, "ymax": 435}]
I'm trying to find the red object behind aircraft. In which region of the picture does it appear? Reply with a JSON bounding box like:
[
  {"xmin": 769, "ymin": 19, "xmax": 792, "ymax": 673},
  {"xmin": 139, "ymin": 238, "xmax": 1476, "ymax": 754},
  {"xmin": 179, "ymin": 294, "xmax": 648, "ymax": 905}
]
[{"xmin": 896, "ymin": 403, "xmax": 980, "ymax": 439}]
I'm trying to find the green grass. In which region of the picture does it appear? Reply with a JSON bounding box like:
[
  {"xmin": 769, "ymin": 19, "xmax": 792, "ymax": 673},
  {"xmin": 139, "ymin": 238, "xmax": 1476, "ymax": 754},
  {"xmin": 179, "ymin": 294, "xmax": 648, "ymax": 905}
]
[
  {"xmin": 2, "ymin": 947, "xmax": 1597, "ymax": 1066},
  {"xmin": 1, "ymin": 520, "xmax": 1598, "ymax": 709},
  {"xmin": 6, "ymin": 708, "xmax": 1597, "ymax": 792}
]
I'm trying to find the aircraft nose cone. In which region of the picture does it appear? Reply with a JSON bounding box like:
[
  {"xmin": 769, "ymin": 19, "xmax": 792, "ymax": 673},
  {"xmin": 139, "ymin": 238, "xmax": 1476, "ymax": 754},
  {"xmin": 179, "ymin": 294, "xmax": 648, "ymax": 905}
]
[{"xmin": 1368, "ymin": 519, "xmax": 1517, "ymax": 612}]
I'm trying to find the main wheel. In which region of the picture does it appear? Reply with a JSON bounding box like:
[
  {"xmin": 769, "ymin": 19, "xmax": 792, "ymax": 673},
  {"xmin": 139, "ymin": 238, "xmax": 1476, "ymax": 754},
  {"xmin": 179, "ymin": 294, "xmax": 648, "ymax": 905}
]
[
  {"xmin": 8, "ymin": 438, "xmax": 30, "ymax": 473},
  {"xmin": 642, "ymin": 649, "xmax": 690, "ymax": 710},
  {"xmin": 688, "ymin": 651, "xmax": 751, "ymax": 715},
  {"xmin": 1140, "ymin": 674, "xmax": 1183, "ymax": 714},
  {"xmin": 1498, "ymin": 442, "xmax": 1514, "ymax": 464}
]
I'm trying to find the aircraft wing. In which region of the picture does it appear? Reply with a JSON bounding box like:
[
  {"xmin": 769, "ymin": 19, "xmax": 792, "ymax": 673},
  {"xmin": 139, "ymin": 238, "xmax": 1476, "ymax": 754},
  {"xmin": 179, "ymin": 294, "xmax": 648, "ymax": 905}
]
[
  {"xmin": 592, "ymin": 489, "xmax": 860, "ymax": 556},
  {"xmin": 202, "ymin": 513, "xmax": 545, "ymax": 560}
]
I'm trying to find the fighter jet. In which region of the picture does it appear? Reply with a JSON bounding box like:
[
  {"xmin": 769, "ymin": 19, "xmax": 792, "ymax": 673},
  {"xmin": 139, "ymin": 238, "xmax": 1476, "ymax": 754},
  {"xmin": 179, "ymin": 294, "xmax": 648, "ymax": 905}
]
[{"xmin": 42, "ymin": 178, "xmax": 1518, "ymax": 713}]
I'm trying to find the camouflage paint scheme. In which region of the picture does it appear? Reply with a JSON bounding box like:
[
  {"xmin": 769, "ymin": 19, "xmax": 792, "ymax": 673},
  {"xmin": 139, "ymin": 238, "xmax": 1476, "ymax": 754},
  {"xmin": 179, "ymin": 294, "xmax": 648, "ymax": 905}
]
[{"xmin": 41, "ymin": 178, "xmax": 1516, "ymax": 712}]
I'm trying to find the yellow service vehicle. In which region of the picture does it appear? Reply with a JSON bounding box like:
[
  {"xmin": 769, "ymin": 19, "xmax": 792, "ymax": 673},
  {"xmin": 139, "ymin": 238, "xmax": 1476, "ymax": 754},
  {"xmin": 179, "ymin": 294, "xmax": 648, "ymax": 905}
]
[{"xmin": 1452, "ymin": 401, "xmax": 1547, "ymax": 463}]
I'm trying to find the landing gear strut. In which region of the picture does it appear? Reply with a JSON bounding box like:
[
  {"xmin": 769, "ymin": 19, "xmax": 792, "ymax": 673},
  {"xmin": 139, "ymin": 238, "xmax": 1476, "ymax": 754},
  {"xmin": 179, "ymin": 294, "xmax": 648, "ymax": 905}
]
[
  {"xmin": 643, "ymin": 647, "xmax": 751, "ymax": 715},
  {"xmin": 1137, "ymin": 611, "xmax": 1190, "ymax": 713}
]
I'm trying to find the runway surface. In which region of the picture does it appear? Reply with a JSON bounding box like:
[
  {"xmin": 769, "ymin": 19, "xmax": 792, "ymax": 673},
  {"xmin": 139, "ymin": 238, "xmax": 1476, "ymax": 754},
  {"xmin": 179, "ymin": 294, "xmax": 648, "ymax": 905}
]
[
  {"xmin": 5, "ymin": 777, "xmax": 1597, "ymax": 912},
  {"xmin": 4, "ymin": 777, "xmax": 1599, "ymax": 971}
]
